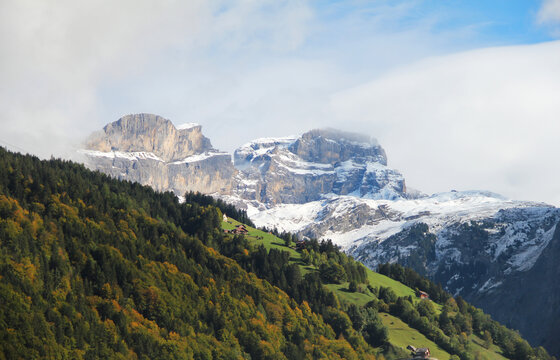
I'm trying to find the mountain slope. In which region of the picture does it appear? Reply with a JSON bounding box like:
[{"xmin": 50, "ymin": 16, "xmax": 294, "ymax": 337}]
[
  {"xmin": 80, "ymin": 114, "xmax": 560, "ymax": 356},
  {"xmin": 0, "ymin": 147, "xmax": 378, "ymax": 359},
  {"xmin": 471, "ymin": 222, "xmax": 560, "ymax": 356},
  {"xmin": 218, "ymin": 215, "xmax": 553, "ymax": 360},
  {"xmin": 3, "ymin": 147, "xmax": 554, "ymax": 359},
  {"xmin": 249, "ymin": 185, "xmax": 560, "ymax": 356}
]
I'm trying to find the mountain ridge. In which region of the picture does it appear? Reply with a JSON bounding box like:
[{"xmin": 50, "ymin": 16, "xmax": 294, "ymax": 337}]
[{"xmin": 80, "ymin": 113, "xmax": 560, "ymax": 355}]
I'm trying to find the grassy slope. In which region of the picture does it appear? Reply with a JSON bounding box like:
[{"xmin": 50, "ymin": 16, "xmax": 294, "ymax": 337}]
[
  {"xmin": 380, "ymin": 313, "xmax": 505, "ymax": 360},
  {"xmin": 380, "ymin": 313, "xmax": 451, "ymax": 360},
  {"xmin": 222, "ymin": 219, "xmax": 507, "ymax": 359},
  {"xmin": 468, "ymin": 334, "xmax": 509, "ymax": 360}
]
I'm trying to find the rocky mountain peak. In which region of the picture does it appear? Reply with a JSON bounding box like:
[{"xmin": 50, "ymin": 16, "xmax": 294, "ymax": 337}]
[
  {"xmin": 301, "ymin": 128, "xmax": 378, "ymax": 146},
  {"xmin": 289, "ymin": 128, "xmax": 387, "ymax": 165},
  {"xmin": 231, "ymin": 128, "xmax": 406, "ymax": 204},
  {"xmin": 85, "ymin": 113, "xmax": 212, "ymax": 162},
  {"xmin": 81, "ymin": 114, "xmax": 235, "ymax": 196}
]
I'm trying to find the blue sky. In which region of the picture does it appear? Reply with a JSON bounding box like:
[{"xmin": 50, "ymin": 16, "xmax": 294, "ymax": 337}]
[
  {"xmin": 311, "ymin": 1, "xmax": 553, "ymax": 47},
  {"xmin": 1, "ymin": 0, "xmax": 560, "ymax": 204},
  {"xmin": 373, "ymin": 0, "xmax": 551, "ymax": 44}
]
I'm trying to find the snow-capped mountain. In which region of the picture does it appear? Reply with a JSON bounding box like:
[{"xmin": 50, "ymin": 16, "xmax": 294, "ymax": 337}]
[
  {"xmin": 248, "ymin": 190, "xmax": 559, "ymax": 296},
  {"xmin": 235, "ymin": 142, "xmax": 560, "ymax": 353},
  {"xmin": 81, "ymin": 114, "xmax": 560, "ymax": 353},
  {"xmin": 232, "ymin": 128, "xmax": 407, "ymax": 204}
]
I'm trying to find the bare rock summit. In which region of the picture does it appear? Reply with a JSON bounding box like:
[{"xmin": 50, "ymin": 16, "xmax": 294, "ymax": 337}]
[
  {"xmin": 85, "ymin": 113, "xmax": 212, "ymax": 162},
  {"xmin": 81, "ymin": 114, "xmax": 235, "ymax": 196}
]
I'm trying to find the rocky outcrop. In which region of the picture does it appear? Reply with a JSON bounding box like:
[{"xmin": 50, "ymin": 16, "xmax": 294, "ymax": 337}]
[
  {"xmin": 84, "ymin": 119, "xmax": 407, "ymax": 203},
  {"xmin": 81, "ymin": 114, "xmax": 235, "ymax": 196},
  {"xmin": 289, "ymin": 128, "xmax": 386, "ymax": 165},
  {"xmin": 85, "ymin": 113, "xmax": 213, "ymax": 162},
  {"xmin": 233, "ymin": 129, "xmax": 407, "ymax": 204}
]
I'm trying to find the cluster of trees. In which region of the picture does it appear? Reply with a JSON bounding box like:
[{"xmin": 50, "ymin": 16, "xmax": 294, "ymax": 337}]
[
  {"xmin": 261, "ymin": 227, "xmax": 297, "ymax": 246},
  {"xmin": 183, "ymin": 191, "xmax": 255, "ymax": 227},
  {"xmin": 216, "ymin": 236, "xmax": 391, "ymax": 354},
  {"xmin": 344, "ymin": 304, "xmax": 388, "ymax": 347},
  {"xmin": 211, "ymin": 209, "xmax": 411, "ymax": 355},
  {"xmin": 378, "ymin": 262, "xmax": 450, "ymax": 303},
  {"xmin": 299, "ymin": 239, "xmax": 368, "ymax": 286},
  {"xmin": 0, "ymin": 148, "xmax": 380, "ymax": 359}
]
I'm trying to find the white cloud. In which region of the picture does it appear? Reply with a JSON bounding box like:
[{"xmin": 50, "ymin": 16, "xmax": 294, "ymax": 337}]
[
  {"xmin": 537, "ymin": 0, "xmax": 560, "ymax": 35},
  {"xmin": 538, "ymin": 0, "xmax": 560, "ymax": 24},
  {"xmin": 1, "ymin": 0, "xmax": 559, "ymax": 205},
  {"xmin": 330, "ymin": 41, "xmax": 560, "ymax": 205},
  {"xmin": 0, "ymin": 0, "xmax": 314, "ymax": 158},
  {"xmin": 0, "ymin": 0, "xmax": 210, "ymax": 157}
]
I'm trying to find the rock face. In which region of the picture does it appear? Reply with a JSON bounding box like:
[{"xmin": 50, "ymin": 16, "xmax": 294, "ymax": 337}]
[
  {"xmin": 84, "ymin": 119, "xmax": 406, "ymax": 203},
  {"xmin": 233, "ymin": 129, "xmax": 407, "ymax": 204},
  {"xmin": 289, "ymin": 129, "xmax": 385, "ymax": 165},
  {"xmin": 81, "ymin": 114, "xmax": 235, "ymax": 196},
  {"xmin": 472, "ymin": 222, "xmax": 560, "ymax": 356},
  {"xmin": 85, "ymin": 113, "xmax": 212, "ymax": 162}
]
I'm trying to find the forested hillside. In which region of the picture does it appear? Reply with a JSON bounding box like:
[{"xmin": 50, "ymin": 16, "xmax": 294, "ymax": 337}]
[
  {"xmin": 0, "ymin": 147, "xmax": 554, "ymax": 360},
  {"xmin": 0, "ymin": 148, "xmax": 376, "ymax": 359}
]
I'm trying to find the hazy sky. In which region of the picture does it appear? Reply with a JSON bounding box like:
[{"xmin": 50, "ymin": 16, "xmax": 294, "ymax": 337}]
[{"xmin": 1, "ymin": 0, "xmax": 560, "ymax": 205}]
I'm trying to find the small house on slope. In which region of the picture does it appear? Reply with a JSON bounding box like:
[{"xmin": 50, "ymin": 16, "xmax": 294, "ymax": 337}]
[
  {"xmin": 407, "ymin": 345, "xmax": 431, "ymax": 359},
  {"xmin": 232, "ymin": 224, "xmax": 249, "ymax": 235},
  {"xmin": 418, "ymin": 291, "xmax": 429, "ymax": 300}
]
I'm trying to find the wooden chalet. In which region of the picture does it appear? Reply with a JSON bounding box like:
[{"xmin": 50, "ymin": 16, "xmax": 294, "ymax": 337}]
[
  {"xmin": 407, "ymin": 345, "xmax": 431, "ymax": 359},
  {"xmin": 223, "ymin": 224, "xmax": 249, "ymax": 235},
  {"xmin": 231, "ymin": 224, "xmax": 249, "ymax": 235},
  {"xmin": 418, "ymin": 291, "xmax": 429, "ymax": 300}
]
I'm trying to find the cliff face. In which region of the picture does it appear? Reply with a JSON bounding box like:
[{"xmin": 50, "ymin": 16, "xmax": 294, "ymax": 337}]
[
  {"xmin": 85, "ymin": 113, "xmax": 212, "ymax": 162},
  {"xmin": 289, "ymin": 128, "xmax": 386, "ymax": 165},
  {"xmin": 233, "ymin": 129, "xmax": 406, "ymax": 204},
  {"xmin": 82, "ymin": 114, "xmax": 235, "ymax": 196},
  {"xmin": 84, "ymin": 118, "xmax": 406, "ymax": 203},
  {"xmin": 471, "ymin": 220, "xmax": 560, "ymax": 356}
]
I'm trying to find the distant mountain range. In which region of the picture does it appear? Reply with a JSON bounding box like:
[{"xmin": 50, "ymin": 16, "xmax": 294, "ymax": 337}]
[{"xmin": 81, "ymin": 113, "xmax": 560, "ymax": 355}]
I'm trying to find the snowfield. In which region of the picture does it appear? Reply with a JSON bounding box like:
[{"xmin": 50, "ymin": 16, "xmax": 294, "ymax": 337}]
[
  {"xmin": 252, "ymin": 191, "xmax": 542, "ymax": 246},
  {"xmin": 79, "ymin": 149, "xmax": 164, "ymax": 162},
  {"xmin": 247, "ymin": 190, "xmax": 558, "ymax": 277},
  {"xmin": 176, "ymin": 122, "xmax": 200, "ymax": 130},
  {"xmin": 170, "ymin": 151, "xmax": 231, "ymax": 165}
]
